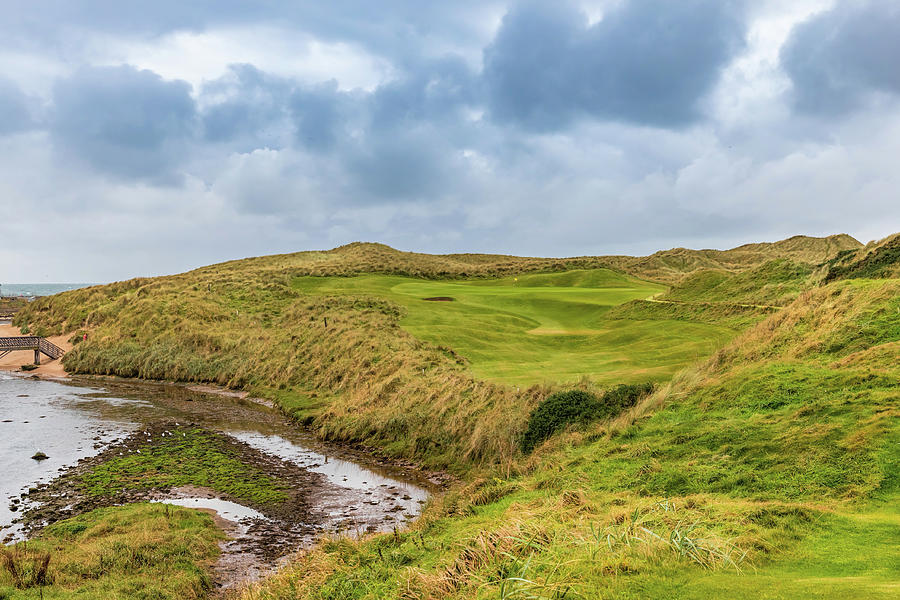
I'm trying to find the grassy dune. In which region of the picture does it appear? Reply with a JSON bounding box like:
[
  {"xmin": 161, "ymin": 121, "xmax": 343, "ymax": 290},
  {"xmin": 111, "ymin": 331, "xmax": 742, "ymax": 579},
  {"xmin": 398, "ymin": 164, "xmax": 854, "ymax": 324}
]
[
  {"xmin": 10, "ymin": 234, "xmax": 898, "ymax": 598},
  {"xmin": 660, "ymin": 258, "xmax": 814, "ymax": 307},
  {"xmin": 13, "ymin": 242, "xmax": 790, "ymax": 469}
]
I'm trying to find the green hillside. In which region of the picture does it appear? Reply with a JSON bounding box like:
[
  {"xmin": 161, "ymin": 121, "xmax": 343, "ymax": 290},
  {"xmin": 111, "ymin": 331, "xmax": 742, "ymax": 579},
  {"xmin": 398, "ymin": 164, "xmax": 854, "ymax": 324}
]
[
  {"xmin": 825, "ymin": 233, "xmax": 900, "ymax": 282},
  {"xmin": 243, "ymin": 279, "xmax": 900, "ymax": 600},
  {"xmin": 9, "ymin": 233, "xmax": 898, "ymax": 599}
]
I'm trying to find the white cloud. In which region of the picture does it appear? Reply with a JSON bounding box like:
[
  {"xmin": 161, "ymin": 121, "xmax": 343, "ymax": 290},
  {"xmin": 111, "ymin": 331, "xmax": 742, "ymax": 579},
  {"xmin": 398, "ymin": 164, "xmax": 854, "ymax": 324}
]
[{"xmin": 85, "ymin": 26, "xmax": 396, "ymax": 93}]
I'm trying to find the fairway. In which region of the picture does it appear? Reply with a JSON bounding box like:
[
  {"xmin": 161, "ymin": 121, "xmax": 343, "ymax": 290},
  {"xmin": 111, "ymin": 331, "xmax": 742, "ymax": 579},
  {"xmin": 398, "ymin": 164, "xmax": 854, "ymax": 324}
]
[{"xmin": 293, "ymin": 269, "xmax": 737, "ymax": 386}]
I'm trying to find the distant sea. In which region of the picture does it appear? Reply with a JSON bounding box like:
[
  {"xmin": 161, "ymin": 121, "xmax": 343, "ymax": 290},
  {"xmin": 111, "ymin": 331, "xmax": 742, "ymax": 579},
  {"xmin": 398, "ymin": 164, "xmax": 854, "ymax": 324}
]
[{"xmin": 1, "ymin": 283, "xmax": 95, "ymax": 298}]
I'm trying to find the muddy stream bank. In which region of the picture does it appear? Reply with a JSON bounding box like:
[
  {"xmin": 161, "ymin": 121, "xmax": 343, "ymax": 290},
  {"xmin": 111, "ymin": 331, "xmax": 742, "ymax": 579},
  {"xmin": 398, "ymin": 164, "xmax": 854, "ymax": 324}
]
[{"xmin": 0, "ymin": 371, "xmax": 436, "ymax": 593}]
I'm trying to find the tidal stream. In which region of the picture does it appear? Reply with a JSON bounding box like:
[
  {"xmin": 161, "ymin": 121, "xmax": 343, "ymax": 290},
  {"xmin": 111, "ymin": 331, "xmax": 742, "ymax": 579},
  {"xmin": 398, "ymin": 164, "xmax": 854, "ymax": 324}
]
[{"xmin": 0, "ymin": 370, "xmax": 432, "ymax": 590}]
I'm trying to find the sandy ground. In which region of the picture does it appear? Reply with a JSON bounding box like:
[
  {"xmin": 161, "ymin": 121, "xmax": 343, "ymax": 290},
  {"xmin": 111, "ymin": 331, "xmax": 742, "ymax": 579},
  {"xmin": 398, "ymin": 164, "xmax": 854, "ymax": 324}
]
[{"xmin": 0, "ymin": 322, "xmax": 72, "ymax": 377}]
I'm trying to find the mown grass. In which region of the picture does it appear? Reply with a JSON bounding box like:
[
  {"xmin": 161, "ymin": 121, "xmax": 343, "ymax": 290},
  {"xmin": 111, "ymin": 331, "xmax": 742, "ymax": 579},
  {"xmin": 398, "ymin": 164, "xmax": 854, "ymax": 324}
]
[
  {"xmin": 291, "ymin": 270, "xmax": 735, "ymax": 386},
  {"xmin": 0, "ymin": 503, "xmax": 222, "ymax": 599}
]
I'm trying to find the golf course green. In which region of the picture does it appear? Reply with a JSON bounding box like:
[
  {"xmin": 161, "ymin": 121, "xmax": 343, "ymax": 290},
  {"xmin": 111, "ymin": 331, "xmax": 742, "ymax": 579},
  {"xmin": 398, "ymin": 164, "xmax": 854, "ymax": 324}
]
[{"xmin": 292, "ymin": 268, "xmax": 736, "ymax": 386}]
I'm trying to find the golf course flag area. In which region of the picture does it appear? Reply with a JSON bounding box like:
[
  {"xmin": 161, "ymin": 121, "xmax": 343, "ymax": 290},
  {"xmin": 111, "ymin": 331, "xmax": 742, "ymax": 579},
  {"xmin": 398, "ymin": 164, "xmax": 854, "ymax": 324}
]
[{"xmin": 292, "ymin": 269, "xmax": 734, "ymax": 386}]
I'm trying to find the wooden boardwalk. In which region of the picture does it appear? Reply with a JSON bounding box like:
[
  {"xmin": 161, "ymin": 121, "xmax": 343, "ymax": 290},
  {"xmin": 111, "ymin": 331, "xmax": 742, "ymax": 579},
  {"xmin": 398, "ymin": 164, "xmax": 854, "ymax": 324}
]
[{"xmin": 0, "ymin": 336, "xmax": 65, "ymax": 364}]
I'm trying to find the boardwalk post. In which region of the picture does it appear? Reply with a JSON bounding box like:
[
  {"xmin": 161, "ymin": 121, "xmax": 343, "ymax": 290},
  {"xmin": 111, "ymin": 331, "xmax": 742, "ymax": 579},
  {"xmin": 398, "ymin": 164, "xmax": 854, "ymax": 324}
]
[{"xmin": 34, "ymin": 349, "xmax": 40, "ymax": 365}]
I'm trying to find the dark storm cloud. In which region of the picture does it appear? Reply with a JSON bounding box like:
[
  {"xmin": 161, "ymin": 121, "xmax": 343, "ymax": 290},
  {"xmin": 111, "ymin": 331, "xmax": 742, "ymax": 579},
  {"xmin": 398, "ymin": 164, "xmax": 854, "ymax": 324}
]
[
  {"xmin": 368, "ymin": 56, "xmax": 480, "ymax": 128},
  {"xmin": 284, "ymin": 58, "xmax": 481, "ymax": 200},
  {"xmin": 50, "ymin": 65, "xmax": 197, "ymax": 181},
  {"xmin": 290, "ymin": 82, "xmax": 351, "ymax": 151},
  {"xmin": 781, "ymin": 1, "xmax": 900, "ymax": 115},
  {"xmin": 0, "ymin": 77, "xmax": 34, "ymax": 135},
  {"xmin": 201, "ymin": 64, "xmax": 292, "ymax": 150},
  {"xmin": 483, "ymin": 0, "xmax": 746, "ymax": 130},
  {"xmin": 344, "ymin": 126, "xmax": 457, "ymax": 200},
  {"xmin": 344, "ymin": 57, "xmax": 484, "ymax": 199}
]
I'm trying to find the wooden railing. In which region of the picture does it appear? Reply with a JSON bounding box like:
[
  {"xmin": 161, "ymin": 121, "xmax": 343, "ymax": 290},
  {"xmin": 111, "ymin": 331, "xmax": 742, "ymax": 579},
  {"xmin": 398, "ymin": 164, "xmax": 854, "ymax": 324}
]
[
  {"xmin": 0, "ymin": 336, "xmax": 65, "ymax": 363},
  {"xmin": 39, "ymin": 338, "xmax": 65, "ymax": 360}
]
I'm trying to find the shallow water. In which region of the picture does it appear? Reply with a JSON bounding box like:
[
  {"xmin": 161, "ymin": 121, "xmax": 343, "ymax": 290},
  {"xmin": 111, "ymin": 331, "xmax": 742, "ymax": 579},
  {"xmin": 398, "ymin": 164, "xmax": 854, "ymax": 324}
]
[
  {"xmin": 0, "ymin": 372, "xmax": 431, "ymax": 562},
  {"xmin": 233, "ymin": 431, "xmax": 428, "ymax": 516},
  {"xmin": 153, "ymin": 497, "xmax": 267, "ymax": 526},
  {"xmin": 0, "ymin": 372, "xmax": 141, "ymax": 538}
]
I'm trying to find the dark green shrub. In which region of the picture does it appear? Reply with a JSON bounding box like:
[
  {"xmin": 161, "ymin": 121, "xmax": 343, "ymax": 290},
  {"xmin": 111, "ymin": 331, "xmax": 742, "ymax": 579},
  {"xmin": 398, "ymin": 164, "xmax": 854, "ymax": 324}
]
[
  {"xmin": 520, "ymin": 390, "xmax": 598, "ymax": 454},
  {"xmin": 599, "ymin": 382, "xmax": 655, "ymax": 417},
  {"xmin": 520, "ymin": 383, "xmax": 654, "ymax": 453}
]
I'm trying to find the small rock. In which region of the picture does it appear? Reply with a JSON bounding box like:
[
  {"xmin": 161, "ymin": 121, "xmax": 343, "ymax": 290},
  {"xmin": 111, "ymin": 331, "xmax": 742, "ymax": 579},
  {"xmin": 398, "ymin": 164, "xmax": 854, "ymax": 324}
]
[{"xmin": 31, "ymin": 451, "xmax": 49, "ymax": 461}]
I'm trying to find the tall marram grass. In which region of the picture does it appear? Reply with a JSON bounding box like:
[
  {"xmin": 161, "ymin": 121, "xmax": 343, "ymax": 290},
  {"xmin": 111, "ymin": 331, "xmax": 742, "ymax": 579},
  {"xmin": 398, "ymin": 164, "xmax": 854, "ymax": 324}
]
[
  {"xmin": 12, "ymin": 239, "xmax": 871, "ymax": 471},
  {"xmin": 15, "ymin": 260, "xmax": 549, "ymax": 470}
]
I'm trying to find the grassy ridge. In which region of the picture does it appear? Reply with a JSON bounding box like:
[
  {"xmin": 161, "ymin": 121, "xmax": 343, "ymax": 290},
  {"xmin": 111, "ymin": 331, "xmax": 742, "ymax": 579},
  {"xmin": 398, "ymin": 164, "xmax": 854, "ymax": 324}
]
[
  {"xmin": 1, "ymin": 504, "xmax": 221, "ymax": 599},
  {"xmin": 242, "ymin": 278, "xmax": 900, "ymax": 599},
  {"xmin": 825, "ymin": 233, "xmax": 900, "ymax": 282},
  {"xmin": 660, "ymin": 259, "xmax": 814, "ymax": 307},
  {"xmin": 601, "ymin": 234, "xmax": 860, "ymax": 284},
  {"xmin": 605, "ymin": 299, "xmax": 776, "ymax": 329}
]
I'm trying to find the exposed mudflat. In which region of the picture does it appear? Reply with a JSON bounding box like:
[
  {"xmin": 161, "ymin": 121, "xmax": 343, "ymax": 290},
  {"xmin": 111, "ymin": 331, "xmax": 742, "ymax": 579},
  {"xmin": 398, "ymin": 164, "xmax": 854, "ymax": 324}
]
[{"xmin": 0, "ymin": 372, "xmax": 434, "ymax": 592}]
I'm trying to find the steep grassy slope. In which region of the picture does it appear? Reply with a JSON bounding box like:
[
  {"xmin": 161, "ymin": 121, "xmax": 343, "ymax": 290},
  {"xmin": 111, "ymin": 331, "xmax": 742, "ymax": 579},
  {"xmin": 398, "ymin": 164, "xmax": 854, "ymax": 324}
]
[
  {"xmin": 825, "ymin": 233, "xmax": 900, "ymax": 282},
  {"xmin": 243, "ymin": 278, "xmax": 900, "ymax": 599},
  {"xmin": 660, "ymin": 259, "xmax": 814, "ymax": 306}
]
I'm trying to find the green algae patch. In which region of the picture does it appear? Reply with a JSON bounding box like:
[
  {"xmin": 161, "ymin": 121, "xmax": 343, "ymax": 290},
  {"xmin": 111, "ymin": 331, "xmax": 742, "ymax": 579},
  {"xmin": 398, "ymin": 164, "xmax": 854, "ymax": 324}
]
[{"xmin": 81, "ymin": 426, "xmax": 288, "ymax": 505}]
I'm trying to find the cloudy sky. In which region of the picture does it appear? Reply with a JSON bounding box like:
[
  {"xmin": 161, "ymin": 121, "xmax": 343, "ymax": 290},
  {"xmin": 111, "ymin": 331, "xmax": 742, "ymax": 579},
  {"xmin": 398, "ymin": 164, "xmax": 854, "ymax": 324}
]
[{"xmin": 1, "ymin": 0, "xmax": 899, "ymax": 282}]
